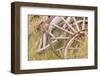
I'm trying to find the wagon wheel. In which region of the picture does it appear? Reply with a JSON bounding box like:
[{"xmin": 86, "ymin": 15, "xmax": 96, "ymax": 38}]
[{"xmin": 37, "ymin": 16, "xmax": 88, "ymax": 59}]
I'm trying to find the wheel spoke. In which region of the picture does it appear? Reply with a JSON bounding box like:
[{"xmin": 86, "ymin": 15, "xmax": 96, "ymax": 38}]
[
  {"xmin": 82, "ymin": 17, "xmax": 86, "ymax": 30},
  {"xmin": 51, "ymin": 23, "xmax": 74, "ymax": 35},
  {"xmin": 72, "ymin": 17, "xmax": 80, "ymax": 32},
  {"xmin": 68, "ymin": 48, "xmax": 80, "ymax": 50},
  {"xmin": 51, "ymin": 37, "xmax": 69, "ymax": 40},
  {"xmin": 37, "ymin": 40, "xmax": 57, "ymax": 53},
  {"xmin": 60, "ymin": 17, "xmax": 77, "ymax": 33},
  {"xmin": 38, "ymin": 35, "xmax": 43, "ymax": 50},
  {"xmin": 37, "ymin": 16, "xmax": 88, "ymax": 59},
  {"xmin": 43, "ymin": 33, "xmax": 46, "ymax": 47},
  {"xmin": 64, "ymin": 34, "xmax": 78, "ymax": 58}
]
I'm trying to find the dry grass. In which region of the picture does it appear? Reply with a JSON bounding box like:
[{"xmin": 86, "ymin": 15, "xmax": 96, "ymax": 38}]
[
  {"xmin": 67, "ymin": 36, "xmax": 88, "ymax": 59},
  {"xmin": 28, "ymin": 15, "xmax": 88, "ymax": 61},
  {"xmin": 28, "ymin": 15, "xmax": 59, "ymax": 60}
]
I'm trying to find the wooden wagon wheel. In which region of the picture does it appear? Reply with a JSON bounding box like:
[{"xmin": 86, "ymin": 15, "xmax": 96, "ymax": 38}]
[
  {"xmin": 64, "ymin": 17, "xmax": 88, "ymax": 59},
  {"xmin": 37, "ymin": 16, "xmax": 88, "ymax": 59}
]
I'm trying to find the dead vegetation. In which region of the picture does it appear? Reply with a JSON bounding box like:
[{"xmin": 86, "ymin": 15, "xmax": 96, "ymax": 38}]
[{"xmin": 28, "ymin": 15, "xmax": 88, "ymax": 60}]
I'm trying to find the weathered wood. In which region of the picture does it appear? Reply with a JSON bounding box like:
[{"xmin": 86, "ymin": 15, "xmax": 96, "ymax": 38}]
[
  {"xmin": 48, "ymin": 17, "xmax": 62, "ymax": 32},
  {"xmin": 72, "ymin": 17, "xmax": 80, "ymax": 32},
  {"xmin": 37, "ymin": 16, "xmax": 88, "ymax": 59},
  {"xmin": 38, "ymin": 35, "xmax": 43, "ymax": 50},
  {"xmin": 37, "ymin": 40, "xmax": 57, "ymax": 53},
  {"xmin": 80, "ymin": 31, "xmax": 87, "ymax": 34},
  {"xmin": 82, "ymin": 17, "xmax": 86, "ymax": 30},
  {"xmin": 51, "ymin": 23, "xmax": 74, "ymax": 35},
  {"xmin": 47, "ymin": 36, "xmax": 63, "ymax": 58},
  {"xmin": 48, "ymin": 32, "xmax": 55, "ymax": 38},
  {"xmin": 56, "ymin": 47, "xmax": 64, "ymax": 51},
  {"xmin": 60, "ymin": 17, "xmax": 77, "ymax": 33},
  {"xmin": 74, "ymin": 20, "xmax": 87, "ymax": 25},
  {"xmin": 64, "ymin": 34, "xmax": 78, "ymax": 58},
  {"xmin": 68, "ymin": 48, "xmax": 80, "ymax": 50},
  {"xmin": 43, "ymin": 33, "xmax": 46, "ymax": 47},
  {"xmin": 85, "ymin": 31, "xmax": 88, "ymax": 37},
  {"xmin": 51, "ymin": 37, "xmax": 69, "ymax": 40},
  {"xmin": 74, "ymin": 38, "xmax": 80, "ymax": 42}
]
